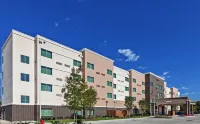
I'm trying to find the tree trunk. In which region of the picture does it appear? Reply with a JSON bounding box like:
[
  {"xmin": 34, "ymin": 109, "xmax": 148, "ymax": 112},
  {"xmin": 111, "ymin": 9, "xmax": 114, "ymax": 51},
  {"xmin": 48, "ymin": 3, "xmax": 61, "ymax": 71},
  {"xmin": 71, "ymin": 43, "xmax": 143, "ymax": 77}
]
[
  {"xmin": 83, "ymin": 108, "xmax": 86, "ymax": 119},
  {"xmin": 129, "ymin": 110, "xmax": 131, "ymax": 118},
  {"xmin": 74, "ymin": 110, "xmax": 76, "ymax": 123},
  {"xmin": 89, "ymin": 108, "xmax": 91, "ymax": 119}
]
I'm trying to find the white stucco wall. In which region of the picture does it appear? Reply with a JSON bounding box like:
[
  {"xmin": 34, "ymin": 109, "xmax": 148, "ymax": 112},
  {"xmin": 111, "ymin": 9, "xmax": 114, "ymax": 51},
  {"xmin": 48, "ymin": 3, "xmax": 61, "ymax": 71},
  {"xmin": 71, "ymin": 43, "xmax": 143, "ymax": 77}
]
[{"xmin": 113, "ymin": 66, "xmax": 130, "ymax": 101}]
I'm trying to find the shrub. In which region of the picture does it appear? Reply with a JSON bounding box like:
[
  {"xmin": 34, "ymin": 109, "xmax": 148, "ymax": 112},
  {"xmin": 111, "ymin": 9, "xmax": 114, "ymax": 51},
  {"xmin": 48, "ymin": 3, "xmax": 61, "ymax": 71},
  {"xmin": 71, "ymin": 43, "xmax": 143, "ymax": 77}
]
[
  {"xmin": 77, "ymin": 119, "xmax": 83, "ymax": 124},
  {"xmin": 154, "ymin": 115, "xmax": 172, "ymax": 119}
]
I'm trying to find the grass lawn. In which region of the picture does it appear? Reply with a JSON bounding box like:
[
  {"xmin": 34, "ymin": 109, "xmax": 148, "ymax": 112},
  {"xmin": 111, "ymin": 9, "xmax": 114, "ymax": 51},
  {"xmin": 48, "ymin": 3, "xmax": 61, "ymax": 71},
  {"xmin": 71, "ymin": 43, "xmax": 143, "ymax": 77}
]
[{"xmin": 46, "ymin": 116, "xmax": 149, "ymax": 123}]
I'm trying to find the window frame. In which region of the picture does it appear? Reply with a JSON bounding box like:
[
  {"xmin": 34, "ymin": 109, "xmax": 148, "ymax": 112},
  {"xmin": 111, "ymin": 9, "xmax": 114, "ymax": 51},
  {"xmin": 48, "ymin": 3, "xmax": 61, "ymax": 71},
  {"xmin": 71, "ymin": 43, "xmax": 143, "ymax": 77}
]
[{"xmin": 21, "ymin": 55, "xmax": 29, "ymax": 64}]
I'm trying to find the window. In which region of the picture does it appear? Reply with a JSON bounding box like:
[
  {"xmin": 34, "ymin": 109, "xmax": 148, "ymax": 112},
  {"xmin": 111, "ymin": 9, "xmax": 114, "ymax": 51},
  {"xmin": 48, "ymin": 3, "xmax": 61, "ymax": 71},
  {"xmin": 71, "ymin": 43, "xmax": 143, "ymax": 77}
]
[
  {"xmin": 107, "ymin": 93, "xmax": 112, "ymax": 98},
  {"xmin": 73, "ymin": 60, "xmax": 81, "ymax": 67},
  {"xmin": 41, "ymin": 48, "xmax": 52, "ymax": 59},
  {"xmin": 41, "ymin": 83, "xmax": 52, "ymax": 92},
  {"xmin": 56, "ymin": 62, "xmax": 62, "ymax": 65},
  {"xmin": 41, "ymin": 108, "xmax": 53, "ymax": 117},
  {"xmin": 21, "ymin": 55, "xmax": 29, "ymax": 64},
  {"xmin": 107, "ymin": 69, "xmax": 112, "ymax": 75},
  {"xmin": 113, "ymin": 73, "xmax": 116, "ymax": 78},
  {"xmin": 150, "ymin": 90, "xmax": 153, "ymax": 94},
  {"xmin": 157, "ymin": 85, "xmax": 162, "ymax": 90},
  {"xmin": 150, "ymin": 82, "xmax": 153, "ymax": 86},
  {"xmin": 114, "ymin": 94, "xmax": 116, "ymax": 99},
  {"xmin": 87, "ymin": 110, "xmax": 94, "ymax": 116},
  {"xmin": 142, "ymin": 90, "xmax": 145, "ymax": 94},
  {"xmin": 2, "ymin": 87, "xmax": 3, "ymax": 95},
  {"xmin": 125, "ymin": 77, "xmax": 129, "ymax": 82},
  {"xmin": 87, "ymin": 76, "xmax": 94, "ymax": 83},
  {"xmin": 41, "ymin": 66, "xmax": 52, "ymax": 75},
  {"xmin": 21, "ymin": 95, "xmax": 30, "ymax": 103},
  {"xmin": 133, "ymin": 78, "xmax": 136, "ymax": 83},
  {"xmin": 157, "ymin": 92, "xmax": 162, "ymax": 97},
  {"xmin": 133, "ymin": 88, "xmax": 136, "ymax": 92},
  {"xmin": 21, "ymin": 73, "xmax": 30, "ymax": 82},
  {"xmin": 113, "ymin": 84, "xmax": 116, "ymax": 89},
  {"xmin": 125, "ymin": 87, "xmax": 129, "ymax": 91},
  {"xmin": 87, "ymin": 62, "xmax": 94, "ymax": 70},
  {"xmin": 142, "ymin": 82, "xmax": 145, "ymax": 85},
  {"xmin": 107, "ymin": 81, "xmax": 112, "ymax": 87},
  {"xmin": 133, "ymin": 97, "xmax": 136, "ymax": 101}
]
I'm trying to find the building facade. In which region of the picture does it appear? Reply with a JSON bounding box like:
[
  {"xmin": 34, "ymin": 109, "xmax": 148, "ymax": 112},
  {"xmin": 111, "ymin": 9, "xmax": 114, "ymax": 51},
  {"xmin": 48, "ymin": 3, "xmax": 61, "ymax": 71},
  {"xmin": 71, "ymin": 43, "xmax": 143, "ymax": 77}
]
[{"xmin": 1, "ymin": 30, "xmax": 179, "ymax": 121}]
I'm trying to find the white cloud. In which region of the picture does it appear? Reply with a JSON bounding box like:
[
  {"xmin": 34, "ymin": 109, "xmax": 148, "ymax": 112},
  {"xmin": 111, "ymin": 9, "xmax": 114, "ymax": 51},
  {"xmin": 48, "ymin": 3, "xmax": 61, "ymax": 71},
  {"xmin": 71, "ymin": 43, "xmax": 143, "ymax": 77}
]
[
  {"xmin": 55, "ymin": 22, "xmax": 59, "ymax": 27},
  {"xmin": 182, "ymin": 93, "xmax": 189, "ymax": 95},
  {"xmin": 182, "ymin": 92, "xmax": 196, "ymax": 96},
  {"xmin": 163, "ymin": 71, "xmax": 169, "ymax": 76},
  {"xmin": 116, "ymin": 58, "xmax": 123, "ymax": 61},
  {"xmin": 160, "ymin": 71, "xmax": 171, "ymax": 80},
  {"xmin": 138, "ymin": 66, "xmax": 148, "ymax": 70},
  {"xmin": 65, "ymin": 17, "xmax": 70, "ymax": 21},
  {"xmin": 118, "ymin": 49, "xmax": 139, "ymax": 62},
  {"xmin": 180, "ymin": 86, "xmax": 188, "ymax": 90}
]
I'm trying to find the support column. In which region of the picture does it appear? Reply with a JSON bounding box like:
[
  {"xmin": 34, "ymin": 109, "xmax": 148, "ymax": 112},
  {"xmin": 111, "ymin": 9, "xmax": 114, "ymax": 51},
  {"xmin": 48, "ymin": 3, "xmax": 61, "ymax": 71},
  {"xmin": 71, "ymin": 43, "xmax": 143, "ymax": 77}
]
[
  {"xmin": 186, "ymin": 101, "xmax": 188, "ymax": 115},
  {"xmin": 191, "ymin": 105, "xmax": 194, "ymax": 115},
  {"xmin": 188, "ymin": 101, "xmax": 190, "ymax": 115},
  {"xmin": 153, "ymin": 103, "xmax": 155, "ymax": 116},
  {"xmin": 171, "ymin": 106, "xmax": 173, "ymax": 116},
  {"xmin": 149, "ymin": 103, "xmax": 151, "ymax": 116}
]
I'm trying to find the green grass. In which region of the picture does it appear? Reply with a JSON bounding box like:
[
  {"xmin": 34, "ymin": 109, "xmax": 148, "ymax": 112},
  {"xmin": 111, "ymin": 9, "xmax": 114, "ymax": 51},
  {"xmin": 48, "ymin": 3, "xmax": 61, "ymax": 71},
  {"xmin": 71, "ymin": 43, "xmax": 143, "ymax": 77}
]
[{"xmin": 46, "ymin": 116, "xmax": 149, "ymax": 123}]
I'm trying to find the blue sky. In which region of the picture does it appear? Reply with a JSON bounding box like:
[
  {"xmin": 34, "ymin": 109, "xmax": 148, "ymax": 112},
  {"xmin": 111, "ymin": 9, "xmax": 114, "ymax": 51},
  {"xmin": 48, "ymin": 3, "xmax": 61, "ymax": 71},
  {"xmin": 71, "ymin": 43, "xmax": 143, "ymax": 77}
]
[{"xmin": 0, "ymin": 0, "xmax": 200, "ymax": 100}]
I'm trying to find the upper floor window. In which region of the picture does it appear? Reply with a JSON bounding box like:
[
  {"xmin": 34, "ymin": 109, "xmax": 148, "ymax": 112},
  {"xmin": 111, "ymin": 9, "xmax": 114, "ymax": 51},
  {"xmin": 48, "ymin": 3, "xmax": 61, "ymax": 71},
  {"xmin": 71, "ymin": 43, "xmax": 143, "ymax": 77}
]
[
  {"xmin": 113, "ymin": 73, "xmax": 116, "ymax": 78},
  {"xmin": 21, "ymin": 95, "xmax": 30, "ymax": 103},
  {"xmin": 21, "ymin": 73, "xmax": 30, "ymax": 82},
  {"xmin": 114, "ymin": 94, "xmax": 117, "ymax": 99},
  {"xmin": 133, "ymin": 78, "xmax": 136, "ymax": 83},
  {"xmin": 133, "ymin": 88, "xmax": 136, "ymax": 92},
  {"xmin": 107, "ymin": 81, "xmax": 112, "ymax": 87},
  {"xmin": 107, "ymin": 93, "xmax": 112, "ymax": 98},
  {"xmin": 125, "ymin": 87, "xmax": 129, "ymax": 91},
  {"xmin": 87, "ymin": 62, "xmax": 94, "ymax": 70},
  {"xmin": 150, "ymin": 82, "xmax": 153, "ymax": 86},
  {"xmin": 125, "ymin": 77, "xmax": 129, "ymax": 82},
  {"xmin": 56, "ymin": 62, "xmax": 62, "ymax": 65},
  {"xmin": 87, "ymin": 76, "xmax": 94, "ymax": 83},
  {"xmin": 142, "ymin": 82, "xmax": 145, "ymax": 85},
  {"xmin": 142, "ymin": 90, "xmax": 145, "ymax": 94},
  {"xmin": 107, "ymin": 69, "xmax": 112, "ymax": 75},
  {"xmin": 41, "ymin": 48, "xmax": 52, "ymax": 59},
  {"xmin": 21, "ymin": 55, "xmax": 29, "ymax": 64},
  {"xmin": 41, "ymin": 66, "xmax": 52, "ymax": 75},
  {"xmin": 113, "ymin": 84, "xmax": 116, "ymax": 89},
  {"xmin": 41, "ymin": 83, "xmax": 52, "ymax": 92},
  {"xmin": 73, "ymin": 60, "xmax": 81, "ymax": 67}
]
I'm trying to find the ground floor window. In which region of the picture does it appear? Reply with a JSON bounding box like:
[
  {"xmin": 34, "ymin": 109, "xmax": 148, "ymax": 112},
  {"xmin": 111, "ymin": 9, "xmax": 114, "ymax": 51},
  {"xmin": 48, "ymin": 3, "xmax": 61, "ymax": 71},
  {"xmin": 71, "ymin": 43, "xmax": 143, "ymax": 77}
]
[
  {"xmin": 87, "ymin": 110, "xmax": 94, "ymax": 116},
  {"xmin": 41, "ymin": 108, "xmax": 53, "ymax": 116}
]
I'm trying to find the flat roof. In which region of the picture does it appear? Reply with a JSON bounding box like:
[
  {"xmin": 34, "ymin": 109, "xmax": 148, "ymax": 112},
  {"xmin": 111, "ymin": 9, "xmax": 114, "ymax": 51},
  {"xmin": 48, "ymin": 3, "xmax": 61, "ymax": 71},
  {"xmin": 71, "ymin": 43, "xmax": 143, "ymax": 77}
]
[{"xmin": 144, "ymin": 72, "xmax": 165, "ymax": 80}]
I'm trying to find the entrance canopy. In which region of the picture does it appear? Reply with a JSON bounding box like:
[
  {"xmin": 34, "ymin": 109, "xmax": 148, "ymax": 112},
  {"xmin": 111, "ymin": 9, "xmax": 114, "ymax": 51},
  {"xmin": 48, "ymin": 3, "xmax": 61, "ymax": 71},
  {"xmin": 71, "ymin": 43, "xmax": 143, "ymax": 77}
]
[{"xmin": 156, "ymin": 97, "xmax": 190, "ymax": 106}]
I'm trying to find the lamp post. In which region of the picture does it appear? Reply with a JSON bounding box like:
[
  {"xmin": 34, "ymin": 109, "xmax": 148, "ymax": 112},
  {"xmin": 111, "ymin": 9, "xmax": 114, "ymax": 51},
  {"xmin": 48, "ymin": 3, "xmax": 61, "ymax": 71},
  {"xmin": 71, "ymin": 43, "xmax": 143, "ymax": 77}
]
[{"xmin": 106, "ymin": 101, "xmax": 108, "ymax": 116}]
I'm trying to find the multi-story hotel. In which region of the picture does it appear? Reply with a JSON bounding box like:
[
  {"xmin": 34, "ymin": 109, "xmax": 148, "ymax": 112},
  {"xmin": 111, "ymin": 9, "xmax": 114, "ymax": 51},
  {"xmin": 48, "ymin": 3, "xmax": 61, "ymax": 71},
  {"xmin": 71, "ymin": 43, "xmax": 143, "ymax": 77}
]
[{"xmin": 1, "ymin": 30, "xmax": 178, "ymax": 121}]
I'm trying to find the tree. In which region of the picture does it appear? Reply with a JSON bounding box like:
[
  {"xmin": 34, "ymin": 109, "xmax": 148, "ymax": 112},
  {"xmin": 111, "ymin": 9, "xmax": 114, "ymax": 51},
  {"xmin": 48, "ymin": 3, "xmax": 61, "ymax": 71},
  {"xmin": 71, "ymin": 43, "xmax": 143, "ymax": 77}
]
[
  {"xmin": 84, "ymin": 86, "xmax": 97, "ymax": 119},
  {"xmin": 138, "ymin": 100, "xmax": 148, "ymax": 116},
  {"xmin": 196, "ymin": 101, "xmax": 200, "ymax": 113},
  {"xmin": 61, "ymin": 67, "xmax": 83, "ymax": 122},
  {"xmin": 124, "ymin": 96, "xmax": 134, "ymax": 117}
]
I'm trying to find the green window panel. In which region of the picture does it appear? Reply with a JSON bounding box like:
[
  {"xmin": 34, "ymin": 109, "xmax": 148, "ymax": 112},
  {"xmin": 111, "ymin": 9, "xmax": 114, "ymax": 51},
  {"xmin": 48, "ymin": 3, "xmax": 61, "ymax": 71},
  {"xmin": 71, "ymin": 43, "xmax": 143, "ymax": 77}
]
[
  {"xmin": 87, "ymin": 110, "xmax": 94, "ymax": 116},
  {"xmin": 21, "ymin": 95, "xmax": 29, "ymax": 103},
  {"xmin": 87, "ymin": 62, "xmax": 94, "ymax": 70},
  {"xmin": 107, "ymin": 69, "xmax": 112, "ymax": 75},
  {"xmin": 73, "ymin": 60, "xmax": 81, "ymax": 67},
  {"xmin": 87, "ymin": 76, "xmax": 94, "ymax": 83},
  {"xmin": 114, "ymin": 94, "xmax": 117, "ymax": 99},
  {"xmin": 41, "ymin": 83, "xmax": 52, "ymax": 92},
  {"xmin": 107, "ymin": 81, "xmax": 112, "ymax": 87},
  {"xmin": 107, "ymin": 93, "xmax": 112, "ymax": 98},
  {"xmin": 113, "ymin": 84, "xmax": 116, "ymax": 89},
  {"xmin": 125, "ymin": 87, "xmax": 129, "ymax": 91},
  {"xmin": 41, "ymin": 48, "xmax": 52, "ymax": 59},
  {"xmin": 142, "ymin": 82, "xmax": 145, "ymax": 85},
  {"xmin": 41, "ymin": 108, "xmax": 53, "ymax": 117},
  {"xmin": 133, "ymin": 78, "xmax": 136, "ymax": 83},
  {"xmin": 113, "ymin": 73, "xmax": 116, "ymax": 78},
  {"xmin": 133, "ymin": 88, "xmax": 136, "ymax": 92},
  {"xmin": 142, "ymin": 90, "xmax": 145, "ymax": 94},
  {"xmin": 150, "ymin": 82, "xmax": 153, "ymax": 86},
  {"xmin": 41, "ymin": 66, "xmax": 52, "ymax": 75},
  {"xmin": 21, "ymin": 55, "xmax": 29, "ymax": 64},
  {"xmin": 150, "ymin": 90, "xmax": 153, "ymax": 94}
]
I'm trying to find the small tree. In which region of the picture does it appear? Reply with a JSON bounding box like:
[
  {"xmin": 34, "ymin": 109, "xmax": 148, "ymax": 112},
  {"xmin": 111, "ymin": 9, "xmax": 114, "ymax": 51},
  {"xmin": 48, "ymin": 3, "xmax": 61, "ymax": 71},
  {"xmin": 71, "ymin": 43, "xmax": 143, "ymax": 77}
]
[
  {"xmin": 124, "ymin": 96, "xmax": 134, "ymax": 117},
  {"xmin": 138, "ymin": 100, "xmax": 148, "ymax": 116},
  {"xmin": 61, "ymin": 68, "xmax": 83, "ymax": 122},
  {"xmin": 84, "ymin": 86, "xmax": 97, "ymax": 119},
  {"xmin": 196, "ymin": 101, "xmax": 200, "ymax": 113}
]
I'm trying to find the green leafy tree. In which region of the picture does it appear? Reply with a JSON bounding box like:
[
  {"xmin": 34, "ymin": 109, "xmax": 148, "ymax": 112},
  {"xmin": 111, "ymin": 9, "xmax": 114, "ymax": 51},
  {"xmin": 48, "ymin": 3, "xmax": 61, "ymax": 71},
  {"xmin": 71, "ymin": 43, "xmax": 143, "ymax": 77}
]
[
  {"xmin": 196, "ymin": 101, "xmax": 200, "ymax": 113},
  {"xmin": 138, "ymin": 100, "xmax": 148, "ymax": 116},
  {"xmin": 84, "ymin": 86, "xmax": 97, "ymax": 119},
  {"xmin": 124, "ymin": 96, "xmax": 134, "ymax": 117},
  {"xmin": 61, "ymin": 67, "xmax": 83, "ymax": 122}
]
